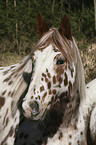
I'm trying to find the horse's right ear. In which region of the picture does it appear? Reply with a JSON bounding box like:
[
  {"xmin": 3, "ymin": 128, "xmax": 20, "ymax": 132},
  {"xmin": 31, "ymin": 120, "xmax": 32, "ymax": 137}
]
[
  {"xmin": 36, "ymin": 13, "xmax": 49, "ymax": 37},
  {"xmin": 59, "ymin": 14, "xmax": 72, "ymax": 41}
]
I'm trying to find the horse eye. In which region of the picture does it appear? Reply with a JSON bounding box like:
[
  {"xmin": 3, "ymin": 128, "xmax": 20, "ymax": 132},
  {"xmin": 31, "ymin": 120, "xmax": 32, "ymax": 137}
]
[{"xmin": 56, "ymin": 58, "xmax": 65, "ymax": 65}]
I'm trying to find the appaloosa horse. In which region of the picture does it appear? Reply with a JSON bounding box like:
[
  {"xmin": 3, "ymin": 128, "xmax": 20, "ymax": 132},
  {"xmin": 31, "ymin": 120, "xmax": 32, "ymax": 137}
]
[{"xmin": 0, "ymin": 13, "xmax": 96, "ymax": 145}]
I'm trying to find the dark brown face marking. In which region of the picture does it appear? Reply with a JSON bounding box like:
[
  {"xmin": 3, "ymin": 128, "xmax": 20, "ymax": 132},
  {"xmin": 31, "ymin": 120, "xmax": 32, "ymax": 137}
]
[
  {"xmin": 40, "ymin": 86, "xmax": 45, "ymax": 92},
  {"xmin": 8, "ymin": 91, "xmax": 11, "ymax": 96},
  {"xmin": 69, "ymin": 134, "xmax": 72, "ymax": 138},
  {"xmin": 53, "ymin": 76, "xmax": 56, "ymax": 84},
  {"xmin": 8, "ymin": 81, "xmax": 13, "ymax": 85},
  {"xmin": 74, "ymin": 125, "xmax": 77, "ymax": 130},
  {"xmin": 42, "ymin": 73, "xmax": 46, "ymax": 78},
  {"xmin": 71, "ymin": 68, "xmax": 74, "ymax": 77},
  {"xmin": 47, "ymin": 73, "xmax": 51, "ymax": 78},
  {"xmin": 33, "ymin": 88, "xmax": 36, "ymax": 94},
  {"xmin": 80, "ymin": 131, "xmax": 83, "ymax": 135},
  {"xmin": 3, "ymin": 77, "xmax": 11, "ymax": 82},
  {"xmin": 41, "ymin": 77, "xmax": 44, "ymax": 81},
  {"xmin": 68, "ymin": 81, "xmax": 72, "ymax": 93},
  {"xmin": 10, "ymin": 91, "xmax": 15, "ymax": 97},
  {"xmin": 38, "ymin": 95, "xmax": 40, "ymax": 100},
  {"xmin": 3, "ymin": 108, "xmax": 8, "ymax": 124},
  {"xmin": 5, "ymin": 117, "xmax": 9, "ymax": 126},
  {"xmin": 47, "ymin": 81, "xmax": 51, "ymax": 89},
  {"xmin": 0, "ymin": 97, "xmax": 5, "ymax": 109},
  {"xmin": 46, "ymin": 68, "xmax": 48, "ymax": 73},
  {"xmin": 52, "ymin": 89, "xmax": 56, "ymax": 95},
  {"xmin": 77, "ymin": 140, "xmax": 80, "ymax": 144},
  {"xmin": 45, "ymin": 78, "xmax": 48, "ymax": 82},
  {"xmin": 2, "ymin": 90, "xmax": 7, "ymax": 95},
  {"xmin": 64, "ymin": 72, "xmax": 68, "ymax": 86},
  {"xmin": 42, "ymin": 72, "xmax": 49, "ymax": 83},
  {"xmin": 58, "ymin": 132, "xmax": 63, "ymax": 140},
  {"xmin": 31, "ymin": 96, "xmax": 33, "ymax": 99},
  {"xmin": 51, "ymin": 96, "xmax": 54, "ymax": 103},
  {"xmin": 9, "ymin": 126, "xmax": 13, "ymax": 137},
  {"xmin": 42, "ymin": 92, "xmax": 47, "ymax": 102},
  {"xmin": 8, "ymin": 91, "xmax": 14, "ymax": 97}
]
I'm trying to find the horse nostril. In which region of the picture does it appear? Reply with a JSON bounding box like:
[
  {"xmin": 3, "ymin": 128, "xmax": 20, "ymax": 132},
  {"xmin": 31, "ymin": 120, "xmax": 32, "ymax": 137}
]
[{"xmin": 29, "ymin": 101, "xmax": 39, "ymax": 116}]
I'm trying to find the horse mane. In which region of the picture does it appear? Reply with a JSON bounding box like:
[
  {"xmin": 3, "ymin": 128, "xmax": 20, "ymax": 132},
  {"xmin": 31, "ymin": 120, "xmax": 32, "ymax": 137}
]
[{"xmin": 32, "ymin": 28, "xmax": 86, "ymax": 102}]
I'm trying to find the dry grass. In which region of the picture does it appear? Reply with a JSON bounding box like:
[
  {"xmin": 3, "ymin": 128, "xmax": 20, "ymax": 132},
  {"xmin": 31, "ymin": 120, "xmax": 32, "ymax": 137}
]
[
  {"xmin": 0, "ymin": 43, "xmax": 96, "ymax": 84},
  {"xmin": 79, "ymin": 43, "xmax": 96, "ymax": 83},
  {"xmin": 0, "ymin": 52, "xmax": 25, "ymax": 67}
]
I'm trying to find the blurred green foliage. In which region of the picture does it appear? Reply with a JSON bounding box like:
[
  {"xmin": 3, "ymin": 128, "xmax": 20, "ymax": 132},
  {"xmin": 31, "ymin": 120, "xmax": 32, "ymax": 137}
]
[{"xmin": 0, "ymin": 0, "xmax": 95, "ymax": 53}]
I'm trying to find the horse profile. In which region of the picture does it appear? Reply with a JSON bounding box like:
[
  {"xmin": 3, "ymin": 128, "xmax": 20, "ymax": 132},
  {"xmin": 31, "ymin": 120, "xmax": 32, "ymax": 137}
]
[{"xmin": 0, "ymin": 13, "xmax": 96, "ymax": 145}]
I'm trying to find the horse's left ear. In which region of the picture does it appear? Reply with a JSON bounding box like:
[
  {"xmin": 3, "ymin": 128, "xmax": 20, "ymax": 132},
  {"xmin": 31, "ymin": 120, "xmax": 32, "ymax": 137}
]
[
  {"xmin": 36, "ymin": 13, "xmax": 49, "ymax": 37},
  {"xmin": 59, "ymin": 15, "xmax": 72, "ymax": 41}
]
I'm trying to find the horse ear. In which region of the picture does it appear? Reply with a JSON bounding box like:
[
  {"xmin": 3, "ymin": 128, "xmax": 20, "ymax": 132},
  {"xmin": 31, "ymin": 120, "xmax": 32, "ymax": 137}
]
[
  {"xmin": 59, "ymin": 15, "xmax": 72, "ymax": 41},
  {"xmin": 36, "ymin": 13, "xmax": 49, "ymax": 37}
]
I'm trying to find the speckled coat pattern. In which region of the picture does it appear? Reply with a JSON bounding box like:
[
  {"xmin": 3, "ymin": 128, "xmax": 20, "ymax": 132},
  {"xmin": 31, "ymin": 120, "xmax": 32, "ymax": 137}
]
[
  {"xmin": 0, "ymin": 14, "xmax": 96, "ymax": 145},
  {"xmin": 15, "ymin": 79, "xmax": 96, "ymax": 145}
]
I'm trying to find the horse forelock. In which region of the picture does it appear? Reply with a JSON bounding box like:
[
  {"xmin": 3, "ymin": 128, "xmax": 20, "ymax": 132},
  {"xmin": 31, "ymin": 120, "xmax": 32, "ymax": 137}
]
[{"xmin": 32, "ymin": 28, "xmax": 74, "ymax": 63}]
